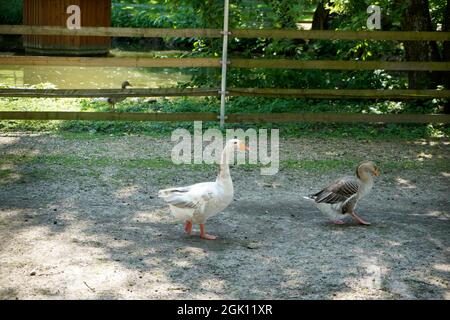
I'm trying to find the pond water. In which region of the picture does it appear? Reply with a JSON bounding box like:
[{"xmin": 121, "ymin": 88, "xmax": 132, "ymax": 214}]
[
  {"xmin": 0, "ymin": 50, "xmax": 194, "ymax": 89},
  {"xmin": 0, "ymin": 65, "xmax": 193, "ymax": 89}
]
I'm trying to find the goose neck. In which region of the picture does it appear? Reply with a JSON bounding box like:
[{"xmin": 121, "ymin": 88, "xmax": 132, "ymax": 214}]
[{"xmin": 218, "ymin": 147, "xmax": 232, "ymax": 180}]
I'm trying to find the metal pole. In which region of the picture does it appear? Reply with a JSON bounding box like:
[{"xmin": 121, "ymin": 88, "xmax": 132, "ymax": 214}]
[{"xmin": 219, "ymin": 0, "xmax": 230, "ymax": 128}]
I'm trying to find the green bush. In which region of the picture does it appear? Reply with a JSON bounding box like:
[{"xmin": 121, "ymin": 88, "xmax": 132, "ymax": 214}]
[{"xmin": 0, "ymin": 0, "xmax": 22, "ymax": 24}]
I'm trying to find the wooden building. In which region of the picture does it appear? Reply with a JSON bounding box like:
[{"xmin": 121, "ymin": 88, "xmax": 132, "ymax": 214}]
[{"xmin": 23, "ymin": 0, "xmax": 111, "ymax": 56}]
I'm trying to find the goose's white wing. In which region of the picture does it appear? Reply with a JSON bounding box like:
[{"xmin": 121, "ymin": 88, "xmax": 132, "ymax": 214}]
[{"xmin": 158, "ymin": 182, "xmax": 217, "ymax": 210}]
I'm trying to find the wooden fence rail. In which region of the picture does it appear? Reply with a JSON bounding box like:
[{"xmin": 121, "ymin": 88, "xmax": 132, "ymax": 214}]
[
  {"xmin": 0, "ymin": 25, "xmax": 222, "ymax": 38},
  {"xmin": 0, "ymin": 88, "xmax": 219, "ymax": 98},
  {"xmin": 1, "ymin": 56, "xmax": 449, "ymax": 71},
  {"xmin": 1, "ymin": 25, "xmax": 449, "ymax": 124},
  {"xmin": 1, "ymin": 25, "xmax": 450, "ymax": 41},
  {"xmin": 0, "ymin": 111, "xmax": 448, "ymax": 124},
  {"xmin": 1, "ymin": 88, "xmax": 449, "ymax": 100},
  {"xmin": 228, "ymin": 88, "xmax": 450, "ymax": 99},
  {"xmin": 0, "ymin": 56, "xmax": 221, "ymax": 68},
  {"xmin": 225, "ymin": 113, "xmax": 450, "ymax": 123},
  {"xmin": 0, "ymin": 111, "xmax": 218, "ymax": 121},
  {"xmin": 230, "ymin": 59, "xmax": 450, "ymax": 71},
  {"xmin": 232, "ymin": 29, "xmax": 450, "ymax": 41}
]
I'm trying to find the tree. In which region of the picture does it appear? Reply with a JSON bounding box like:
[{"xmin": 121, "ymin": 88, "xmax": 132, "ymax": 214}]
[
  {"xmin": 443, "ymin": 0, "xmax": 450, "ymax": 113},
  {"xmin": 311, "ymin": 0, "xmax": 331, "ymax": 30},
  {"xmin": 398, "ymin": 0, "xmax": 440, "ymax": 89},
  {"xmin": 265, "ymin": 0, "xmax": 298, "ymax": 29}
]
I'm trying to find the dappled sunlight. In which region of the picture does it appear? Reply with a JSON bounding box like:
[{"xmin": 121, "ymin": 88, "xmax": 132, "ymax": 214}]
[
  {"xmin": 433, "ymin": 264, "xmax": 450, "ymax": 272},
  {"xmin": 132, "ymin": 209, "xmax": 172, "ymax": 224},
  {"xmin": 296, "ymin": 22, "xmax": 312, "ymax": 30},
  {"xmin": 199, "ymin": 278, "xmax": 226, "ymax": 292},
  {"xmin": 359, "ymin": 260, "xmax": 386, "ymax": 291},
  {"xmin": 0, "ymin": 201, "xmax": 210, "ymax": 299},
  {"xmin": 423, "ymin": 210, "xmax": 449, "ymax": 220},
  {"xmin": 174, "ymin": 246, "xmax": 208, "ymax": 259},
  {"xmin": 0, "ymin": 65, "xmax": 191, "ymax": 89},
  {"xmin": 113, "ymin": 185, "xmax": 139, "ymax": 200},
  {"xmin": 0, "ymin": 208, "xmax": 27, "ymax": 225},
  {"xmin": 0, "ymin": 0, "xmax": 449, "ymax": 301},
  {"xmin": 1, "ymin": 148, "xmax": 41, "ymax": 157},
  {"xmin": 340, "ymin": 256, "xmax": 388, "ymax": 298},
  {"xmin": 0, "ymin": 135, "xmax": 41, "ymax": 158},
  {"xmin": 192, "ymin": 290, "xmax": 228, "ymax": 300},
  {"xmin": 412, "ymin": 139, "xmax": 449, "ymax": 147},
  {"xmin": 414, "ymin": 274, "xmax": 449, "ymax": 291},
  {"xmin": 142, "ymin": 256, "xmax": 165, "ymax": 268},
  {"xmin": 1, "ymin": 133, "xmax": 449, "ymax": 299},
  {"xmin": 426, "ymin": 236, "xmax": 449, "ymax": 253},
  {"xmin": 60, "ymin": 263, "xmax": 129, "ymax": 298},
  {"xmin": 280, "ymin": 268, "xmax": 304, "ymax": 289},
  {"xmin": 0, "ymin": 164, "xmax": 22, "ymax": 184},
  {"xmin": 0, "ymin": 163, "xmax": 15, "ymax": 170},
  {"xmin": 416, "ymin": 151, "xmax": 433, "ymax": 161},
  {"xmin": 408, "ymin": 210, "xmax": 449, "ymax": 221},
  {"xmin": 395, "ymin": 177, "xmax": 416, "ymax": 189},
  {"xmin": 170, "ymin": 259, "xmax": 193, "ymax": 269},
  {"xmin": 0, "ymin": 136, "xmax": 20, "ymax": 147},
  {"xmin": 382, "ymin": 239, "xmax": 403, "ymax": 247}
]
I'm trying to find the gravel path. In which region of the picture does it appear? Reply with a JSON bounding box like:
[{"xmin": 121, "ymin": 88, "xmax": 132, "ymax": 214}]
[{"xmin": 0, "ymin": 133, "xmax": 449, "ymax": 299}]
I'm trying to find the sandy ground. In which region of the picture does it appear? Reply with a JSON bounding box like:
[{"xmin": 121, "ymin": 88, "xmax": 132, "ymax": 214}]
[{"xmin": 0, "ymin": 132, "xmax": 449, "ymax": 300}]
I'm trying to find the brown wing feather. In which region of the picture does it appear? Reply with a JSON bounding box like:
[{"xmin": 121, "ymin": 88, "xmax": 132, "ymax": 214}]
[{"xmin": 311, "ymin": 176, "xmax": 359, "ymax": 204}]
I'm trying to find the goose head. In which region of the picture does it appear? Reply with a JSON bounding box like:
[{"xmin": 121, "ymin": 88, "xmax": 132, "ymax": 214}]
[
  {"xmin": 224, "ymin": 139, "xmax": 249, "ymax": 153},
  {"xmin": 356, "ymin": 161, "xmax": 380, "ymax": 179},
  {"xmin": 121, "ymin": 81, "xmax": 132, "ymax": 89},
  {"xmin": 219, "ymin": 139, "xmax": 249, "ymax": 166}
]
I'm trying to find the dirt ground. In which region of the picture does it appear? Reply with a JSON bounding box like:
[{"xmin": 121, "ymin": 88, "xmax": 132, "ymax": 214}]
[{"xmin": 0, "ymin": 132, "xmax": 449, "ymax": 299}]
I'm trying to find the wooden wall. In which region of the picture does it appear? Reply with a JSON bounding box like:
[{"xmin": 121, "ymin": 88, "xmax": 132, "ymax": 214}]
[{"xmin": 23, "ymin": 0, "xmax": 111, "ymax": 56}]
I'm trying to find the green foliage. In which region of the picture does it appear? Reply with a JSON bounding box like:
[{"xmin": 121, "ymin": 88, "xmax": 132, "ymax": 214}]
[
  {"xmin": 111, "ymin": 1, "xmax": 200, "ymax": 49},
  {"xmin": 1, "ymin": 0, "xmax": 448, "ymax": 141},
  {"xmin": 1, "ymin": 95, "xmax": 448, "ymax": 140},
  {"xmin": 0, "ymin": 0, "xmax": 22, "ymax": 24}
]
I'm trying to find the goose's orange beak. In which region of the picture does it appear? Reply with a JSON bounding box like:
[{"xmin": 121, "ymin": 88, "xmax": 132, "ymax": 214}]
[{"xmin": 239, "ymin": 142, "xmax": 250, "ymax": 151}]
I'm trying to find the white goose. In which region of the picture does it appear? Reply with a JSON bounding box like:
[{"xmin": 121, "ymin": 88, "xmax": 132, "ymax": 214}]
[
  {"xmin": 304, "ymin": 161, "xmax": 380, "ymax": 225},
  {"xmin": 158, "ymin": 139, "xmax": 248, "ymax": 240}
]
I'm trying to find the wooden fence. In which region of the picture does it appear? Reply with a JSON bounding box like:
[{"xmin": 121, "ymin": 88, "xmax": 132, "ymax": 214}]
[{"xmin": 0, "ymin": 25, "xmax": 450, "ymax": 124}]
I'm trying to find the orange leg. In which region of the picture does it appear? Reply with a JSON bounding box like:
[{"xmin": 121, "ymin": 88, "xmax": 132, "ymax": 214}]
[
  {"xmin": 184, "ymin": 221, "xmax": 192, "ymax": 234},
  {"xmin": 349, "ymin": 211, "xmax": 371, "ymax": 226},
  {"xmin": 199, "ymin": 224, "xmax": 217, "ymax": 240},
  {"xmin": 333, "ymin": 220, "xmax": 345, "ymax": 225}
]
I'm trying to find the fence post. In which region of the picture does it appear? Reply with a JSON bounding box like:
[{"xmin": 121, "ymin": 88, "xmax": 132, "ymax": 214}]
[{"xmin": 219, "ymin": 0, "xmax": 230, "ymax": 128}]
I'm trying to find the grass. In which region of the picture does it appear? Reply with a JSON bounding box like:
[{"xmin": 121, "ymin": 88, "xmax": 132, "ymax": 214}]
[
  {"xmin": 0, "ymin": 168, "xmax": 12, "ymax": 178},
  {"xmin": 0, "ymin": 96, "xmax": 449, "ymax": 141},
  {"xmin": 1, "ymin": 153, "xmax": 447, "ymax": 175}
]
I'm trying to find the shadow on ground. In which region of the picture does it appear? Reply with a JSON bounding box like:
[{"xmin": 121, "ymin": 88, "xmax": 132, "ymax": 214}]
[{"xmin": 0, "ymin": 133, "xmax": 449, "ymax": 299}]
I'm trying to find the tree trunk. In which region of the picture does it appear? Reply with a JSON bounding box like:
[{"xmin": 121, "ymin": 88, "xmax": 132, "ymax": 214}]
[
  {"xmin": 400, "ymin": 0, "xmax": 439, "ymax": 89},
  {"xmin": 443, "ymin": 0, "xmax": 450, "ymax": 113},
  {"xmin": 311, "ymin": 1, "xmax": 331, "ymax": 30}
]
